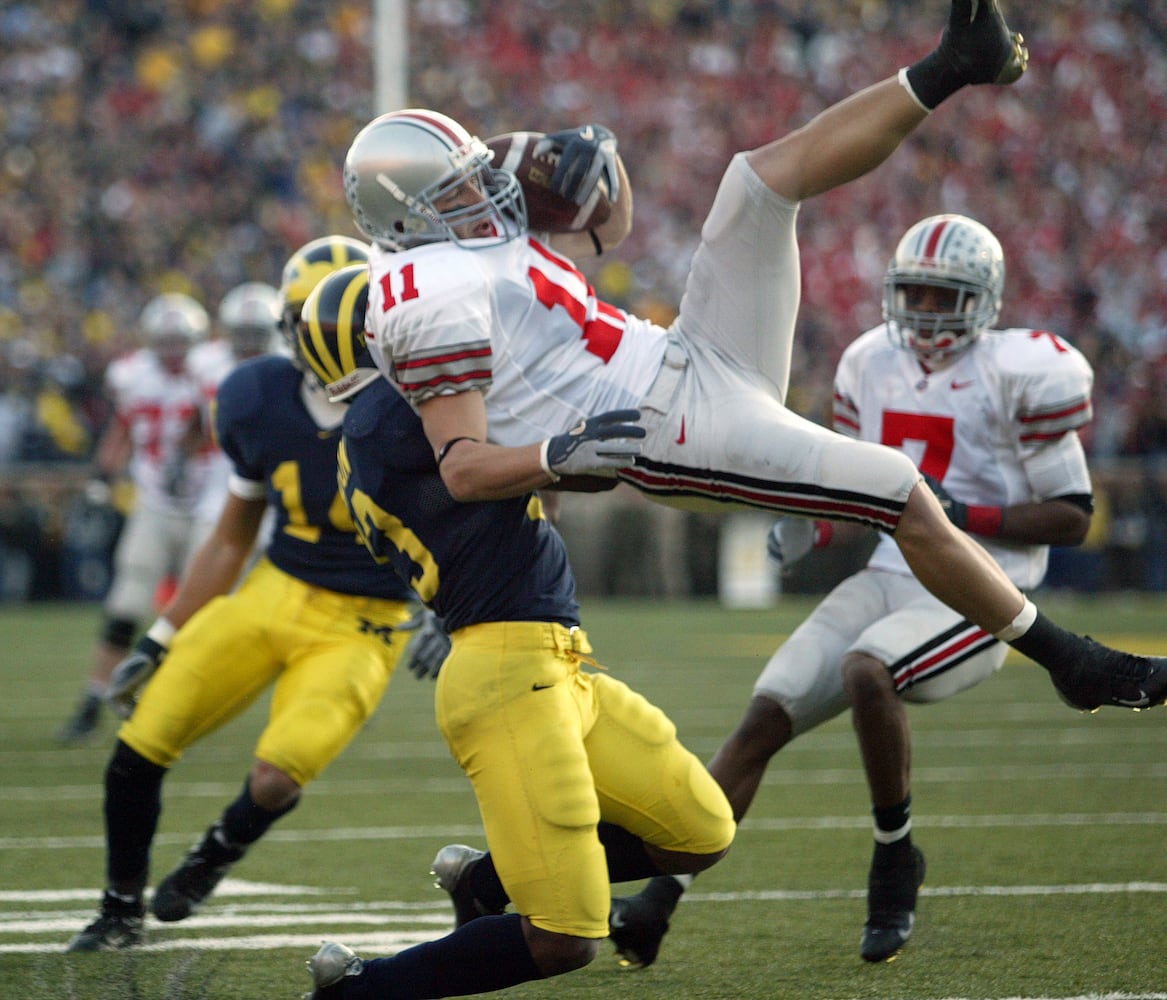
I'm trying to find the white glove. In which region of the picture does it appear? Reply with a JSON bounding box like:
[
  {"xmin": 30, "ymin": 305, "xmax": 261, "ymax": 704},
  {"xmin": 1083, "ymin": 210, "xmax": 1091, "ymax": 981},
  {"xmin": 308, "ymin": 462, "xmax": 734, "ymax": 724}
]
[
  {"xmin": 398, "ymin": 608, "xmax": 450, "ymax": 681},
  {"xmin": 766, "ymin": 517, "xmax": 818, "ymax": 570}
]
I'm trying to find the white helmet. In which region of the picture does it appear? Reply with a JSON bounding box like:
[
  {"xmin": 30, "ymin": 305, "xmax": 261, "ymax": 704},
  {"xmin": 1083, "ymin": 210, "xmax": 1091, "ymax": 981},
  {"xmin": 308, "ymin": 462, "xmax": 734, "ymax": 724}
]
[
  {"xmin": 883, "ymin": 214, "xmax": 1005, "ymax": 367},
  {"xmin": 218, "ymin": 281, "xmax": 280, "ymax": 358},
  {"xmin": 139, "ymin": 293, "xmax": 209, "ymax": 371},
  {"xmin": 343, "ymin": 109, "xmax": 526, "ymax": 251}
]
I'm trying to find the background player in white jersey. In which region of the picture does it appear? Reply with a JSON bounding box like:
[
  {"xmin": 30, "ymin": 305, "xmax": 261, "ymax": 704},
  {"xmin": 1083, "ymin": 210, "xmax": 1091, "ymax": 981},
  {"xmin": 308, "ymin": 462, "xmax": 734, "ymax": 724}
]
[
  {"xmin": 57, "ymin": 293, "xmax": 219, "ymax": 743},
  {"xmin": 607, "ymin": 214, "xmax": 1098, "ymax": 967},
  {"xmin": 66, "ymin": 236, "xmax": 440, "ymax": 952},
  {"xmin": 341, "ymin": 0, "xmax": 1165, "ymax": 719}
]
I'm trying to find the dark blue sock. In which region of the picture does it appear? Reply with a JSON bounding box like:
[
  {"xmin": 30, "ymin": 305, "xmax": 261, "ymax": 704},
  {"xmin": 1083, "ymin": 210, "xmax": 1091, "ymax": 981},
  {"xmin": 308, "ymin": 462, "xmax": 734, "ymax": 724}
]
[
  {"xmin": 350, "ymin": 913, "xmax": 541, "ymax": 999},
  {"xmin": 220, "ymin": 777, "xmax": 298, "ymax": 846},
  {"xmin": 105, "ymin": 740, "xmax": 166, "ymax": 894}
]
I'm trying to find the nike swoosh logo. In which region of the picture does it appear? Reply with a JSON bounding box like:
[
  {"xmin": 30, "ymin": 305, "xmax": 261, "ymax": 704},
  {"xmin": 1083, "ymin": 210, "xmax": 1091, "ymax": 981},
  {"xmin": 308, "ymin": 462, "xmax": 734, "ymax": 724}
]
[
  {"xmin": 1114, "ymin": 690, "xmax": 1150, "ymax": 709},
  {"xmin": 950, "ymin": 380, "xmax": 975, "ymax": 390},
  {"xmin": 675, "ymin": 417, "xmax": 686, "ymax": 445},
  {"xmin": 609, "ymin": 911, "xmax": 625, "ymax": 929},
  {"xmin": 532, "ymin": 683, "xmax": 554, "ymax": 691}
]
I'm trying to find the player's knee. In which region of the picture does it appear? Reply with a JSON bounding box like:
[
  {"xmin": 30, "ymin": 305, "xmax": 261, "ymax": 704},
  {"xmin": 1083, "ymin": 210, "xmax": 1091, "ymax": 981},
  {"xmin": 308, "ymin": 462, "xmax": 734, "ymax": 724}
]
[
  {"xmin": 524, "ymin": 924, "xmax": 600, "ymax": 977},
  {"xmin": 842, "ymin": 652, "xmax": 895, "ymax": 703},
  {"xmin": 249, "ymin": 760, "xmax": 302, "ymax": 811}
]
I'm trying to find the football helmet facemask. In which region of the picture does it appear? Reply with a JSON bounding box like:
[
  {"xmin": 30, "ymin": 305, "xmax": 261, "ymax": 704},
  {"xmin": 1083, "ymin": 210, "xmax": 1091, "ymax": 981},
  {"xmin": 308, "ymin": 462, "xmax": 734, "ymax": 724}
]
[
  {"xmin": 883, "ymin": 214, "xmax": 1004, "ymax": 368},
  {"xmin": 296, "ymin": 263, "xmax": 380, "ymax": 402},
  {"xmin": 343, "ymin": 109, "xmax": 526, "ymax": 251},
  {"xmin": 140, "ymin": 293, "xmax": 210, "ymax": 373},
  {"xmin": 218, "ymin": 282, "xmax": 280, "ymax": 359}
]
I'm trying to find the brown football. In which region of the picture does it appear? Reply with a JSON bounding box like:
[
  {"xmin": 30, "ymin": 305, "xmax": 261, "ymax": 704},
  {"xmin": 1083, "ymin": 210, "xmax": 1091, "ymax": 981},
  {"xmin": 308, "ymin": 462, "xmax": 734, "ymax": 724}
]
[{"xmin": 486, "ymin": 131, "xmax": 612, "ymax": 233}]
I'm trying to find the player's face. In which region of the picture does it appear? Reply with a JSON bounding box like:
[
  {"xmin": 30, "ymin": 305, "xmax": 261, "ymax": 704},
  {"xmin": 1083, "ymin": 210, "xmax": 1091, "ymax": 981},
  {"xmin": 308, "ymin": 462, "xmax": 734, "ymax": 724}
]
[
  {"xmin": 900, "ymin": 283, "xmax": 960, "ymax": 315},
  {"xmin": 433, "ymin": 176, "xmax": 496, "ymax": 240}
]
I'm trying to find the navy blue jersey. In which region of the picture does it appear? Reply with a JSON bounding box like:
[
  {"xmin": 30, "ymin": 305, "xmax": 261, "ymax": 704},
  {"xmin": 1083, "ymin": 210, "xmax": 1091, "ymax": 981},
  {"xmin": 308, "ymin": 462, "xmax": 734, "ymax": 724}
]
[
  {"xmin": 339, "ymin": 379, "xmax": 579, "ymax": 632},
  {"xmin": 214, "ymin": 356, "xmax": 413, "ymax": 600}
]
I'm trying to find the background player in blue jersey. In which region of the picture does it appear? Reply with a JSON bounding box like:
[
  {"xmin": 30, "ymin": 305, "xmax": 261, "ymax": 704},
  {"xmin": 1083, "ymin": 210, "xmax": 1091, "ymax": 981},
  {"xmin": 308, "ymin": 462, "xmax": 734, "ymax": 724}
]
[
  {"xmin": 67, "ymin": 236, "xmax": 438, "ymax": 952},
  {"xmin": 294, "ymin": 263, "xmax": 734, "ymax": 999}
]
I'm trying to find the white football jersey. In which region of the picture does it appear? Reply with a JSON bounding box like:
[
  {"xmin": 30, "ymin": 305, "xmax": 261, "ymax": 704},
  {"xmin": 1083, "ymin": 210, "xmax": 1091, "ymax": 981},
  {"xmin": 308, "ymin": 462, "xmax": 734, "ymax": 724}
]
[
  {"xmin": 105, "ymin": 349, "xmax": 219, "ymax": 514},
  {"xmin": 834, "ymin": 326, "xmax": 1094, "ymax": 589},
  {"xmin": 364, "ymin": 237, "xmax": 668, "ymax": 446},
  {"xmin": 185, "ymin": 338, "xmax": 237, "ymax": 520}
]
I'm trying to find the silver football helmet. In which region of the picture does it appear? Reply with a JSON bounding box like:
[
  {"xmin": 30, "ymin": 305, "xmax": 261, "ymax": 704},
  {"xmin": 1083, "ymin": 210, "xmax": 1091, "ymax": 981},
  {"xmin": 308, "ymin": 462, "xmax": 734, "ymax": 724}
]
[
  {"xmin": 139, "ymin": 293, "xmax": 209, "ymax": 372},
  {"xmin": 218, "ymin": 281, "xmax": 280, "ymax": 359},
  {"xmin": 343, "ymin": 109, "xmax": 526, "ymax": 251},
  {"xmin": 883, "ymin": 214, "xmax": 1005, "ymax": 367}
]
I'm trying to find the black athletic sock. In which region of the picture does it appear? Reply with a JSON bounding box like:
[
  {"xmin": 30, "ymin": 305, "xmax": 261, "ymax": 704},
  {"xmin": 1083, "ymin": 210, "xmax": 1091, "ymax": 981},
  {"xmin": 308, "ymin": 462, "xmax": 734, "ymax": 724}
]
[
  {"xmin": 354, "ymin": 913, "xmax": 542, "ymax": 999},
  {"xmin": 468, "ymin": 852, "xmax": 510, "ymax": 914},
  {"xmin": 220, "ymin": 778, "xmax": 299, "ymax": 847},
  {"xmin": 640, "ymin": 874, "xmax": 685, "ymax": 915},
  {"xmin": 104, "ymin": 739, "xmax": 166, "ymax": 894},
  {"xmin": 1005, "ymin": 611, "xmax": 1085, "ymax": 674}
]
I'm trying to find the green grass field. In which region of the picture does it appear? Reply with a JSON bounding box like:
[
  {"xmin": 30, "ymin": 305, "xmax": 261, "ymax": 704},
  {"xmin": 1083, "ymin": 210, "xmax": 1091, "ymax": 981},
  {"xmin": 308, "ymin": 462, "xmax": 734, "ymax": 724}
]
[{"xmin": 3, "ymin": 595, "xmax": 1166, "ymax": 999}]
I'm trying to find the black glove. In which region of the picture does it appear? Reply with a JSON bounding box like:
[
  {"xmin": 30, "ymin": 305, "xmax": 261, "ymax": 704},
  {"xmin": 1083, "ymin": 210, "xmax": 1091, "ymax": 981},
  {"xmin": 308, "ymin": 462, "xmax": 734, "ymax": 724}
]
[
  {"xmin": 921, "ymin": 473, "xmax": 969, "ymax": 531},
  {"xmin": 540, "ymin": 409, "xmax": 645, "ymax": 481},
  {"xmin": 399, "ymin": 609, "xmax": 450, "ymax": 681},
  {"xmin": 106, "ymin": 636, "xmax": 168, "ymax": 719},
  {"xmin": 546, "ymin": 124, "xmax": 621, "ymax": 206}
]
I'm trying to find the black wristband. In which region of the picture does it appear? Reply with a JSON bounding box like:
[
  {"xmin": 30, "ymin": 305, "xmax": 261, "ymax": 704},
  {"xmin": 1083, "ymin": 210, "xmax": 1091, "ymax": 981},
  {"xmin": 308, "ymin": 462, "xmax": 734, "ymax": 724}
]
[{"xmin": 437, "ymin": 436, "xmax": 480, "ymax": 466}]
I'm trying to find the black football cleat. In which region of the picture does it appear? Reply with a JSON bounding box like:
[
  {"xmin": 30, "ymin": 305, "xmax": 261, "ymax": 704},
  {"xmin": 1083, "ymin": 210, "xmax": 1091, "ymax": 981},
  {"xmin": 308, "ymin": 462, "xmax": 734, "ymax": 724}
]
[
  {"xmin": 67, "ymin": 892, "xmax": 144, "ymax": 952},
  {"xmin": 430, "ymin": 844, "xmax": 505, "ymax": 927},
  {"xmin": 608, "ymin": 894, "xmax": 670, "ymax": 969},
  {"xmin": 939, "ymin": 0, "xmax": 1028, "ymax": 87},
  {"xmin": 1050, "ymin": 642, "xmax": 1167, "ymax": 713},
  {"xmin": 55, "ymin": 693, "xmax": 102, "ymax": 744},
  {"xmin": 151, "ymin": 822, "xmax": 245, "ymax": 921},
  {"xmin": 860, "ymin": 845, "xmax": 926, "ymax": 963}
]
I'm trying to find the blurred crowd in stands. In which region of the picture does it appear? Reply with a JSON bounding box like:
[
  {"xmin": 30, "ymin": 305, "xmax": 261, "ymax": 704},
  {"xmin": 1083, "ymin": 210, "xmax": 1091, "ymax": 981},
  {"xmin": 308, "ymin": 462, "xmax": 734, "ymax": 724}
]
[{"xmin": 1, "ymin": 0, "xmax": 1165, "ymax": 598}]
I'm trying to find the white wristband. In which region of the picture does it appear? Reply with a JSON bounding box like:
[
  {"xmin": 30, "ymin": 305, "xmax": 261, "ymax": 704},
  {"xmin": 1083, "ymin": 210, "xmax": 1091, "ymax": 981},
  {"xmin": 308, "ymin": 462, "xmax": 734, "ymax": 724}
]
[
  {"xmin": 538, "ymin": 439, "xmax": 561, "ymax": 482},
  {"xmin": 898, "ymin": 67, "xmax": 931, "ymax": 114},
  {"xmin": 146, "ymin": 617, "xmax": 177, "ymax": 648}
]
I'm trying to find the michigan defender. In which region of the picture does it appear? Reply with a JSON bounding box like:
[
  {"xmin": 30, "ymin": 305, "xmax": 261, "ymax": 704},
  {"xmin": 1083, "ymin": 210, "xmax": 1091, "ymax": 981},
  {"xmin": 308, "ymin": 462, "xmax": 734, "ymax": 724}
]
[
  {"xmin": 67, "ymin": 237, "xmax": 437, "ymax": 952},
  {"xmin": 293, "ymin": 264, "xmax": 733, "ymax": 998}
]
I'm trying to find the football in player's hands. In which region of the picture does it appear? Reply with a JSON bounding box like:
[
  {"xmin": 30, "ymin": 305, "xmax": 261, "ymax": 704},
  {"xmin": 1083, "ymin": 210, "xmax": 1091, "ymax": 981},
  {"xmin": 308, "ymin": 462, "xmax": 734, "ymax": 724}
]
[{"xmin": 486, "ymin": 131, "xmax": 613, "ymax": 233}]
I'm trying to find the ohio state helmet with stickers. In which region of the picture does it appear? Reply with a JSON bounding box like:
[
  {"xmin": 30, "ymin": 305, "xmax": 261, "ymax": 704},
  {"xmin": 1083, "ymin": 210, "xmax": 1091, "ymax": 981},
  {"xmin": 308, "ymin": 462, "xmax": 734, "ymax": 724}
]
[
  {"xmin": 139, "ymin": 293, "xmax": 209, "ymax": 373},
  {"xmin": 277, "ymin": 235, "xmax": 370, "ymax": 350},
  {"xmin": 343, "ymin": 109, "xmax": 527, "ymax": 251},
  {"xmin": 883, "ymin": 214, "xmax": 1005, "ymax": 367},
  {"xmin": 218, "ymin": 281, "xmax": 280, "ymax": 359},
  {"xmin": 296, "ymin": 263, "xmax": 379, "ymax": 401}
]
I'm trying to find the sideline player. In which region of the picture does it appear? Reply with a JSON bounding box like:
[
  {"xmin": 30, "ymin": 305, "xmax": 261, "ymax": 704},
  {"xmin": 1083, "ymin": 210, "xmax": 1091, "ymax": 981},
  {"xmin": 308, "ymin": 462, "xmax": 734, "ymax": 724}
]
[
  {"xmin": 609, "ymin": 214, "xmax": 1099, "ymax": 966},
  {"xmin": 66, "ymin": 237, "xmax": 437, "ymax": 951},
  {"xmin": 57, "ymin": 293, "xmax": 218, "ymax": 743},
  {"xmin": 299, "ymin": 262, "xmax": 732, "ymax": 999},
  {"xmin": 341, "ymin": 0, "xmax": 1166, "ymax": 717}
]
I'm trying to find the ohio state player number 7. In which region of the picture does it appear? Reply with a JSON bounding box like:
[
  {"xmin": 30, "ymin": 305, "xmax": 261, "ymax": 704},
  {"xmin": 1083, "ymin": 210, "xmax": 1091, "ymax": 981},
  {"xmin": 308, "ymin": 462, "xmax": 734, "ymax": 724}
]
[{"xmin": 881, "ymin": 410, "xmax": 955, "ymax": 482}]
